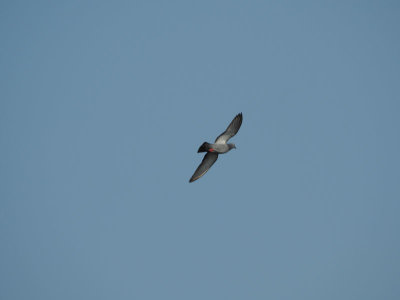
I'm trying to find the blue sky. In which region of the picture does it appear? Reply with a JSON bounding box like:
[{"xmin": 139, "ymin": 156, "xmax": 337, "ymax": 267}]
[{"xmin": 1, "ymin": 1, "xmax": 400, "ymax": 299}]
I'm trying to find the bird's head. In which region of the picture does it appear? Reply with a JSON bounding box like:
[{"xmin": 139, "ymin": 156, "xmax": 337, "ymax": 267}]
[{"xmin": 229, "ymin": 143, "xmax": 236, "ymax": 150}]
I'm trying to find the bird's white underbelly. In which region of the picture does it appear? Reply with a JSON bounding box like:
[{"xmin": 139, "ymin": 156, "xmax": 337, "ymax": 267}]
[{"xmin": 213, "ymin": 144, "xmax": 229, "ymax": 153}]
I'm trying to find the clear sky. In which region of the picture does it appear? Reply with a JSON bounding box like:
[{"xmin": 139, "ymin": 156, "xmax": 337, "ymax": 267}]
[{"xmin": 1, "ymin": 1, "xmax": 399, "ymax": 299}]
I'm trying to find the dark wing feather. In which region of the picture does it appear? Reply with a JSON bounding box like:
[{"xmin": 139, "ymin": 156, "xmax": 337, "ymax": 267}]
[
  {"xmin": 215, "ymin": 113, "xmax": 243, "ymax": 144},
  {"xmin": 189, "ymin": 152, "xmax": 218, "ymax": 183}
]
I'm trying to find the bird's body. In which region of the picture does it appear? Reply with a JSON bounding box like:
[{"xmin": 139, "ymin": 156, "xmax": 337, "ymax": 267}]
[
  {"xmin": 189, "ymin": 113, "xmax": 243, "ymax": 183},
  {"xmin": 197, "ymin": 142, "xmax": 235, "ymax": 154}
]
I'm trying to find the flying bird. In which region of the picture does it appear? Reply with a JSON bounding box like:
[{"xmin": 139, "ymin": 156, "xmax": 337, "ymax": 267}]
[{"xmin": 189, "ymin": 113, "xmax": 243, "ymax": 183}]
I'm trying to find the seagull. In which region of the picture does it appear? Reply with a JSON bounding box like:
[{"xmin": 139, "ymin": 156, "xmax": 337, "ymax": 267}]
[{"xmin": 189, "ymin": 113, "xmax": 243, "ymax": 183}]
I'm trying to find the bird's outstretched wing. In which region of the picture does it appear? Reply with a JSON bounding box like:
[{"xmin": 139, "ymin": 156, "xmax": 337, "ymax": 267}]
[
  {"xmin": 189, "ymin": 152, "xmax": 218, "ymax": 183},
  {"xmin": 215, "ymin": 113, "xmax": 243, "ymax": 144}
]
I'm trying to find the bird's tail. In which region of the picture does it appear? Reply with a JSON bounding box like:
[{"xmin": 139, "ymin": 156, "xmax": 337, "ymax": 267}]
[{"xmin": 197, "ymin": 142, "xmax": 210, "ymax": 153}]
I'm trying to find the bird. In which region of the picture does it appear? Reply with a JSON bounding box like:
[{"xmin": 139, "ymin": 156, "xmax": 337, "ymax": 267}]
[{"xmin": 189, "ymin": 113, "xmax": 243, "ymax": 183}]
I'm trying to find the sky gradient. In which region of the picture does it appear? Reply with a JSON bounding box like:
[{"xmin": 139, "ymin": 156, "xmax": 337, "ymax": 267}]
[{"xmin": 1, "ymin": 1, "xmax": 400, "ymax": 299}]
